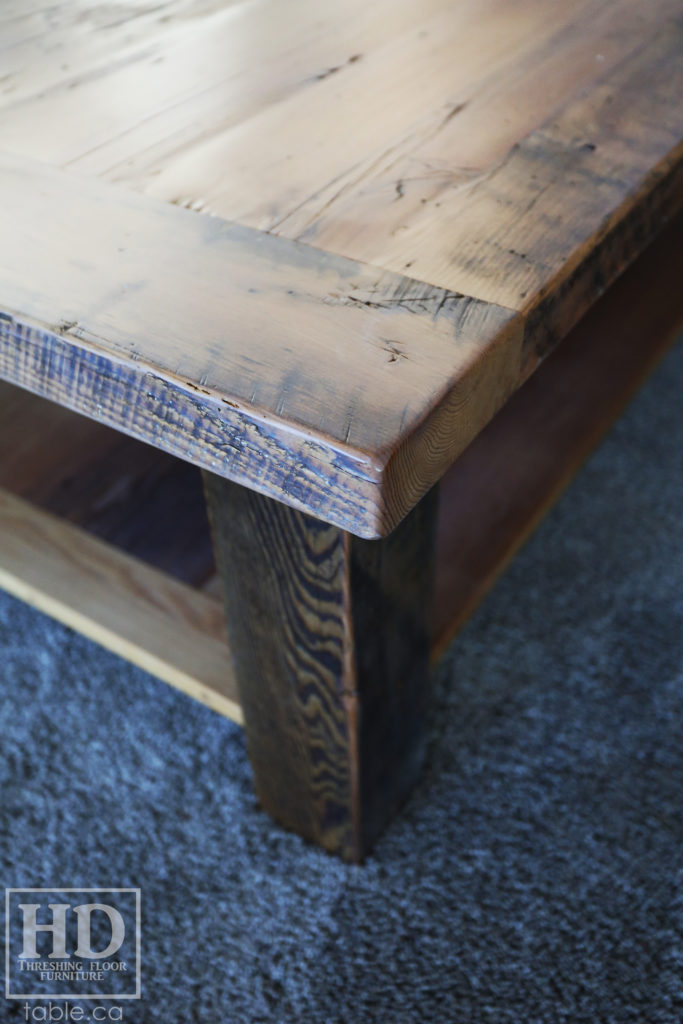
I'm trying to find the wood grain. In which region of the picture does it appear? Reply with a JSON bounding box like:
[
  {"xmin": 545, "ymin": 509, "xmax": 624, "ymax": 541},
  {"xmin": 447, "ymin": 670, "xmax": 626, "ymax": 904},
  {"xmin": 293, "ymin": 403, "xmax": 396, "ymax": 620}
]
[
  {"xmin": 0, "ymin": 205, "xmax": 677, "ymax": 735},
  {"xmin": 1, "ymin": 206, "xmax": 678, "ymax": 711},
  {"xmin": 0, "ymin": 151, "xmax": 520, "ymax": 538},
  {"xmin": 433, "ymin": 211, "xmax": 683, "ymax": 655},
  {"xmin": 3, "ymin": 0, "xmax": 681, "ymax": 860},
  {"xmin": 0, "ymin": 0, "xmax": 681, "ymax": 542},
  {"xmin": 204, "ymin": 472, "xmax": 437, "ymax": 861},
  {"xmin": 263, "ymin": 15, "xmax": 683, "ymax": 327},
  {"xmin": 0, "ymin": 486, "xmax": 239, "ymax": 722},
  {"xmin": 0, "ymin": 0, "xmax": 455, "ymax": 168}
]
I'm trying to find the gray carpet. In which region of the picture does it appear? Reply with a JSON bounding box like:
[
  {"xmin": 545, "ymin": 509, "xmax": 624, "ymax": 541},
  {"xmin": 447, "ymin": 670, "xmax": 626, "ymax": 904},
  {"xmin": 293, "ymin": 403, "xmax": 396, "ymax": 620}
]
[{"xmin": 1, "ymin": 335, "xmax": 683, "ymax": 1024}]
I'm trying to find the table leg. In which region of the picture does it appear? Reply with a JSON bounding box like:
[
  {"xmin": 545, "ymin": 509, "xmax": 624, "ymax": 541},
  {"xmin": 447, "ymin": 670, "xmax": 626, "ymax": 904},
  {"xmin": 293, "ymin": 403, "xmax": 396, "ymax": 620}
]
[{"xmin": 203, "ymin": 473, "xmax": 437, "ymax": 861}]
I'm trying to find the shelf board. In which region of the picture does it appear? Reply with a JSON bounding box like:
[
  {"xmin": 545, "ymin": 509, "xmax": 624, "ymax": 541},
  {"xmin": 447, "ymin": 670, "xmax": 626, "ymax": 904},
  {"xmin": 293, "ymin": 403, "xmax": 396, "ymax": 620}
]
[{"xmin": 0, "ymin": 485, "xmax": 241, "ymax": 723}]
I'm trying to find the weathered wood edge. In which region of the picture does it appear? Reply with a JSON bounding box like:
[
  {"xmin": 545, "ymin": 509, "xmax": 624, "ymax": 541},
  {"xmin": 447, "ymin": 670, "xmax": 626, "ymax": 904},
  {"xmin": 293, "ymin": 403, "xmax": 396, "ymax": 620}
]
[
  {"xmin": 0, "ymin": 148, "xmax": 524, "ymax": 539},
  {"xmin": 380, "ymin": 157, "xmax": 683, "ymax": 527},
  {"xmin": 0, "ymin": 145, "xmax": 523, "ymax": 539},
  {"xmin": 0, "ymin": 309, "xmax": 386, "ymax": 538},
  {"xmin": 521, "ymin": 139, "xmax": 683, "ymax": 368},
  {"xmin": 0, "ymin": 300, "xmax": 523, "ymax": 540},
  {"xmin": 379, "ymin": 312, "xmax": 523, "ymax": 530},
  {"xmin": 1, "ymin": 127, "xmax": 682, "ymax": 537}
]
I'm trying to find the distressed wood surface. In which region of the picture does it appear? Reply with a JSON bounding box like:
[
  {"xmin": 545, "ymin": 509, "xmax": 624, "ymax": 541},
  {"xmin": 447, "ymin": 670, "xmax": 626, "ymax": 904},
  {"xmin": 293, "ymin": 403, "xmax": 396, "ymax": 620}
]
[
  {"xmin": 0, "ymin": 152, "xmax": 519, "ymax": 538},
  {"xmin": 204, "ymin": 472, "xmax": 437, "ymax": 861},
  {"xmin": 0, "ymin": 208, "xmax": 678, "ymax": 761},
  {"xmin": 0, "ymin": 0, "xmax": 682, "ymax": 536}
]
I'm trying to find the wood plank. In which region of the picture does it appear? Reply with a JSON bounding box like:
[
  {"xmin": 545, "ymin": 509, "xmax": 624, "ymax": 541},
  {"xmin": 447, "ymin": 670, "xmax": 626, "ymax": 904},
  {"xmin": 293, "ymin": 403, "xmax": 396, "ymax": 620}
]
[
  {"xmin": 433, "ymin": 210, "xmax": 683, "ymax": 656},
  {"xmin": 125, "ymin": 6, "xmax": 682, "ymax": 379},
  {"xmin": 0, "ymin": 151, "xmax": 520, "ymax": 539},
  {"xmin": 3, "ymin": 206, "xmax": 677, "ymax": 687},
  {"xmin": 266, "ymin": 18, "xmax": 683, "ymax": 369},
  {"xmin": 0, "ymin": 0, "xmax": 454, "ymax": 166},
  {"xmin": 136, "ymin": 0, "xmax": 645, "ymax": 229},
  {"xmin": 0, "ymin": 486, "xmax": 240, "ymax": 722},
  {"xmin": 95, "ymin": 0, "xmax": 599, "ymax": 199},
  {"xmin": 374, "ymin": 24, "xmax": 683, "ymax": 360},
  {"xmin": 0, "ymin": 2, "xmax": 681, "ymax": 540},
  {"xmin": 0, "ymin": 205, "xmax": 676, "ymax": 736},
  {"xmin": 39, "ymin": 452, "xmax": 214, "ymax": 586},
  {"xmin": 62, "ymin": 0, "xmax": 680, "ymax": 362},
  {"xmin": 204, "ymin": 471, "xmax": 437, "ymax": 861}
]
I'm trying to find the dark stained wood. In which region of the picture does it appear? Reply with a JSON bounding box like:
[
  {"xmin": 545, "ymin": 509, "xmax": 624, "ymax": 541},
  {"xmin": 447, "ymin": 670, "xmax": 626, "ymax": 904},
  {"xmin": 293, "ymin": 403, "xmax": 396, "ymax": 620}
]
[
  {"xmin": 433, "ymin": 210, "xmax": 683, "ymax": 656},
  {"xmin": 38, "ymin": 443, "xmax": 214, "ymax": 586},
  {"xmin": 203, "ymin": 472, "xmax": 437, "ymax": 861},
  {"xmin": 0, "ymin": 380, "xmax": 215, "ymax": 585}
]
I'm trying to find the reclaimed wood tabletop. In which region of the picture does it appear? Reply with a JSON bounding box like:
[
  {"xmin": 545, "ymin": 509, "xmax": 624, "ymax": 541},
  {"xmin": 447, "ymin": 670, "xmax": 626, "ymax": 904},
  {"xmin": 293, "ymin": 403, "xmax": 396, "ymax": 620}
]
[
  {"xmin": 0, "ymin": 0, "xmax": 681, "ymax": 538},
  {"xmin": 1, "ymin": 0, "xmax": 683, "ymax": 858}
]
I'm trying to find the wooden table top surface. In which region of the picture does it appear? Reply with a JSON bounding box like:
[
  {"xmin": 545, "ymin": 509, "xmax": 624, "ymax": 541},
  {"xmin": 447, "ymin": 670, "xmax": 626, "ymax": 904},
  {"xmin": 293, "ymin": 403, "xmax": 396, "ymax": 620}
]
[{"xmin": 0, "ymin": 0, "xmax": 681, "ymax": 536}]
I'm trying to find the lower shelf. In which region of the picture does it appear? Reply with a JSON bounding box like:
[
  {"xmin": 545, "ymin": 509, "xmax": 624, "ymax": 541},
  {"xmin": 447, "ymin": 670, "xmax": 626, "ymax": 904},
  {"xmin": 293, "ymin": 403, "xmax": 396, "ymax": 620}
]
[
  {"xmin": 0, "ymin": 213, "xmax": 680, "ymax": 720},
  {"xmin": 0, "ymin": 485, "xmax": 242, "ymax": 723}
]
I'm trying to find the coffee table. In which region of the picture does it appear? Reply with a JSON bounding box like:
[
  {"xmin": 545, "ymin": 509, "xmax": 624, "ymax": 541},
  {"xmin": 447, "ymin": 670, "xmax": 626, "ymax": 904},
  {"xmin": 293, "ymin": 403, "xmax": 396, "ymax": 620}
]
[{"xmin": 0, "ymin": 0, "xmax": 682, "ymax": 860}]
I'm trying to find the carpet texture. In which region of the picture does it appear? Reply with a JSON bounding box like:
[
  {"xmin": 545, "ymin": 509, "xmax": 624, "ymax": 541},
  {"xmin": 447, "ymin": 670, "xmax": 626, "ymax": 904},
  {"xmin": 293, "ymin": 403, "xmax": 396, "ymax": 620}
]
[{"xmin": 1, "ymin": 335, "xmax": 682, "ymax": 1024}]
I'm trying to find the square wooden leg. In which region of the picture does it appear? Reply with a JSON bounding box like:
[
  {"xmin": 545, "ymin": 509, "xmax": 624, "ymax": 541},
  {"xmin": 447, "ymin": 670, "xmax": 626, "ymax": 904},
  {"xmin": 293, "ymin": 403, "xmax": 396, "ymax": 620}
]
[{"xmin": 203, "ymin": 474, "xmax": 437, "ymax": 861}]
